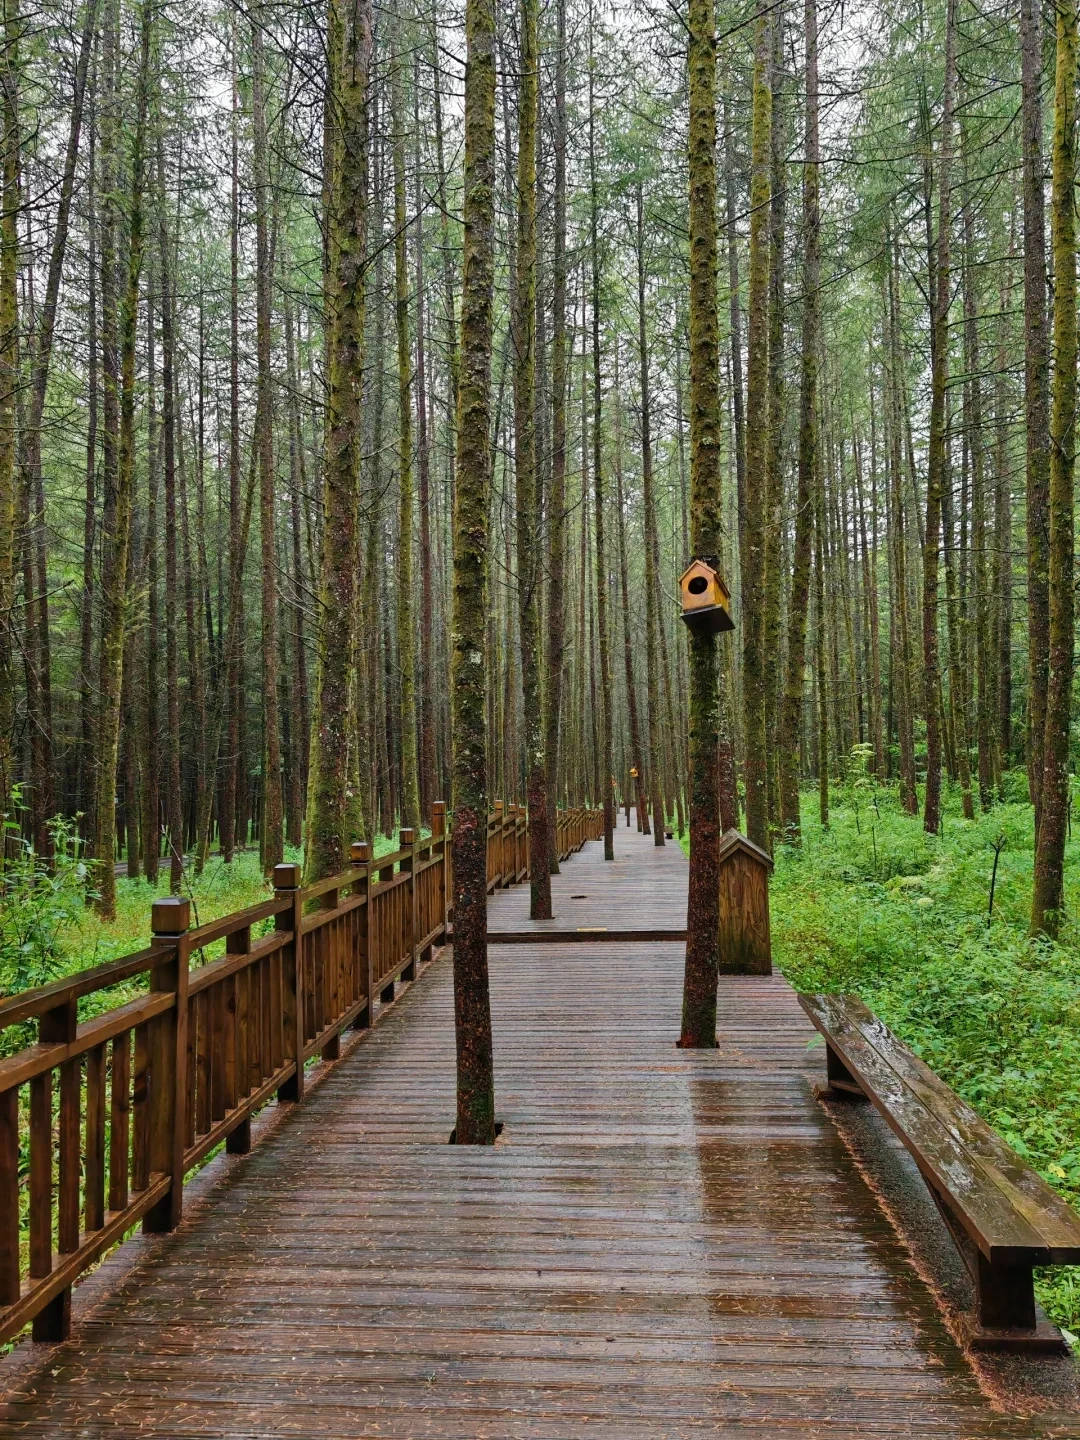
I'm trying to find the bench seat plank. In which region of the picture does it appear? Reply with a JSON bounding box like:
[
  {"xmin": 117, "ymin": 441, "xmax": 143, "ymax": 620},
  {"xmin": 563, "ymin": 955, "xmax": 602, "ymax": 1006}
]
[
  {"xmin": 800, "ymin": 994, "xmax": 1051, "ymax": 1265},
  {"xmin": 835, "ymin": 996, "xmax": 1080, "ymax": 1263}
]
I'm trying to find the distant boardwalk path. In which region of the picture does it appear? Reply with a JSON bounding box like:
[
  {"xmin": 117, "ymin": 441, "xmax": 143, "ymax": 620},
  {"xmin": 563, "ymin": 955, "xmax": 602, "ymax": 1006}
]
[{"xmin": 0, "ymin": 817, "xmax": 1064, "ymax": 1436}]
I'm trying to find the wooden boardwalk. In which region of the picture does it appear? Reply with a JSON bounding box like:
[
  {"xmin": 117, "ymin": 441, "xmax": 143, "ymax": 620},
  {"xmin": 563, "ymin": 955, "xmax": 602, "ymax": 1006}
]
[{"xmin": 0, "ymin": 818, "xmax": 1071, "ymax": 1435}]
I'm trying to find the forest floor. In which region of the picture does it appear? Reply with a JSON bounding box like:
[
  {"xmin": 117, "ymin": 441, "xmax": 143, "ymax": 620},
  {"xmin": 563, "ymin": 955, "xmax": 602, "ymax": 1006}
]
[{"xmin": 690, "ymin": 773, "xmax": 1080, "ymax": 1340}]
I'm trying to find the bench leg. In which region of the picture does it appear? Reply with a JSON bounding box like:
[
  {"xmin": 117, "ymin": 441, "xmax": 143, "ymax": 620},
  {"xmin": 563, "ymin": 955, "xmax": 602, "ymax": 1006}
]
[
  {"xmin": 824, "ymin": 1043, "xmax": 867, "ymax": 1101},
  {"xmin": 977, "ymin": 1254, "xmax": 1036, "ymax": 1332}
]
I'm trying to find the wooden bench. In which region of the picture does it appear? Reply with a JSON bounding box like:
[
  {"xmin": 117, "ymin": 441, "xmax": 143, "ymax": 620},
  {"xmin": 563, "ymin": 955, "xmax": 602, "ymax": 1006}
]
[{"xmin": 800, "ymin": 992, "xmax": 1080, "ymax": 1353}]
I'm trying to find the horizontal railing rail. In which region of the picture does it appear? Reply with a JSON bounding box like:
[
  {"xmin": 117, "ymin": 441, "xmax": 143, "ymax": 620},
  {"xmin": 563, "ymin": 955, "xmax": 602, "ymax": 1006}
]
[{"xmin": 0, "ymin": 801, "xmax": 603, "ymax": 1347}]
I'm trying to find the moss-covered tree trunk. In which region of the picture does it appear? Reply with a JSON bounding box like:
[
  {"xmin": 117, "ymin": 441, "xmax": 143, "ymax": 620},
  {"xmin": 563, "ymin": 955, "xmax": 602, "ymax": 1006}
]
[
  {"xmin": 636, "ymin": 184, "xmax": 665, "ymax": 847},
  {"xmin": 886, "ymin": 237, "xmax": 918, "ymax": 813},
  {"xmin": 962, "ymin": 182, "xmax": 993, "ymax": 813},
  {"xmin": 1019, "ymin": 0, "xmax": 1050, "ymax": 829},
  {"xmin": 251, "ymin": 13, "xmax": 283, "ymax": 872},
  {"xmin": 0, "ymin": 0, "xmax": 18, "ymax": 834},
  {"xmin": 543, "ymin": 0, "xmax": 568, "ymax": 875},
  {"xmin": 587, "ymin": 22, "xmax": 614, "ymax": 861},
  {"xmin": 741, "ymin": 0, "xmax": 771, "ymax": 852},
  {"xmin": 680, "ymin": 0, "xmax": 722, "ymax": 1047},
  {"xmin": 451, "ymin": 0, "xmax": 497, "ymax": 1144},
  {"xmin": 613, "ymin": 392, "xmax": 649, "ymax": 832},
  {"xmin": 813, "ymin": 405, "xmax": 828, "ymax": 829},
  {"xmin": 763, "ymin": 5, "xmax": 785, "ymax": 835},
  {"xmin": 414, "ymin": 56, "xmax": 435, "ymax": 824},
  {"xmin": 1032, "ymin": 0, "xmax": 1077, "ymax": 937},
  {"xmin": 221, "ymin": 36, "xmax": 242, "ymax": 864},
  {"xmin": 304, "ymin": 0, "xmax": 370, "ymax": 883},
  {"xmin": 777, "ymin": 0, "xmax": 817, "ymax": 843},
  {"xmin": 94, "ymin": 0, "xmax": 148, "ymax": 917},
  {"xmin": 392, "ymin": 30, "xmax": 419, "ymax": 836},
  {"xmin": 920, "ymin": 0, "xmax": 955, "ymax": 838},
  {"xmin": 513, "ymin": 0, "xmax": 551, "ymax": 917}
]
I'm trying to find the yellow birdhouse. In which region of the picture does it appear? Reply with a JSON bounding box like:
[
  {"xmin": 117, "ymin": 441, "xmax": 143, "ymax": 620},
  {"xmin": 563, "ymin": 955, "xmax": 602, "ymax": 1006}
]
[{"xmin": 678, "ymin": 560, "xmax": 734, "ymax": 635}]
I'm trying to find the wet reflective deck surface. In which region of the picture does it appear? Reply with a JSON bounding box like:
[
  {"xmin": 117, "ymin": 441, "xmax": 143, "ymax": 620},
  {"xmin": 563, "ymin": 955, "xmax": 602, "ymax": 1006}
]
[{"xmin": 0, "ymin": 817, "xmax": 1069, "ymax": 1436}]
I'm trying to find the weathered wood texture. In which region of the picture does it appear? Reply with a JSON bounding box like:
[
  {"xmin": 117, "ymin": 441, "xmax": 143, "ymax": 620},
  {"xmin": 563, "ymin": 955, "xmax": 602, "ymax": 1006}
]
[
  {"xmin": 717, "ymin": 828, "xmax": 773, "ymax": 975},
  {"xmin": 0, "ymin": 819, "xmax": 1065, "ymax": 1436},
  {"xmin": 0, "ymin": 805, "xmax": 601, "ymax": 1349},
  {"xmin": 801, "ymin": 991, "xmax": 1080, "ymax": 1350}
]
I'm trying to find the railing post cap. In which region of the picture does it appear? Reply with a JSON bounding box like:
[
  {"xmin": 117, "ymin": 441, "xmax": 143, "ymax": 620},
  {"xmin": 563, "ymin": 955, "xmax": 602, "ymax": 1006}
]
[
  {"xmin": 273, "ymin": 862, "xmax": 303, "ymax": 890},
  {"xmin": 494, "ymin": 799, "xmax": 504, "ymax": 814},
  {"xmin": 399, "ymin": 827, "xmax": 415, "ymax": 845},
  {"xmin": 433, "ymin": 800, "xmax": 446, "ymax": 813},
  {"xmin": 351, "ymin": 840, "xmax": 372, "ymax": 863},
  {"xmin": 151, "ymin": 896, "xmax": 190, "ymax": 935}
]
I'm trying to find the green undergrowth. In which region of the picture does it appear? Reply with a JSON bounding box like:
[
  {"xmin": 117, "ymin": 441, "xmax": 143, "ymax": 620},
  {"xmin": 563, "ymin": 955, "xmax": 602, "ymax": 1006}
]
[{"xmin": 687, "ymin": 772, "xmax": 1080, "ymax": 1338}]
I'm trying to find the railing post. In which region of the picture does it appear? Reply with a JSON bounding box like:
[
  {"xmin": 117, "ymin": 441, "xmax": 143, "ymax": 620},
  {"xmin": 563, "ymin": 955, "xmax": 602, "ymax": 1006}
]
[
  {"xmin": 225, "ymin": 918, "xmax": 253, "ymax": 1155},
  {"xmin": 350, "ymin": 841, "xmax": 372, "ymax": 1029},
  {"xmin": 492, "ymin": 800, "xmax": 503, "ymax": 889},
  {"xmin": 273, "ymin": 864, "xmax": 304, "ymax": 1103},
  {"xmin": 400, "ymin": 829, "xmax": 416, "ymax": 981},
  {"xmin": 316, "ymin": 868, "xmax": 341, "ymax": 1063},
  {"xmin": 432, "ymin": 802, "xmax": 447, "ymax": 942},
  {"xmin": 144, "ymin": 896, "xmax": 190, "ymax": 1236},
  {"xmin": 28, "ymin": 994, "xmax": 78, "ymax": 1342}
]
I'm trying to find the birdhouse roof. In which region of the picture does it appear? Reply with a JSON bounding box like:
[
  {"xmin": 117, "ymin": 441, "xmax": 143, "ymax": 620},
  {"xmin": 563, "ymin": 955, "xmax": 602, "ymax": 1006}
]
[
  {"xmin": 679, "ymin": 560, "xmax": 730, "ymax": 596},
  {"xmin": 679, "ymin": 559, "xmax": 717, "ymax": 584},
  {"xmin": 717, "ymin": 828, "xmax": 774, "ymax": 871}
]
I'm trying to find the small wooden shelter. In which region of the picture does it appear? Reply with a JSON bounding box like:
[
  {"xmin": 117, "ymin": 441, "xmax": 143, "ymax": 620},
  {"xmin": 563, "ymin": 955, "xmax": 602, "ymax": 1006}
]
[
  {"xmin": 717, "ymin": 828, "xmax": 773, "ymax": 975},
  {"xmin": 678, "ymin": 560, "xmax": 734, "ymax": 635}
]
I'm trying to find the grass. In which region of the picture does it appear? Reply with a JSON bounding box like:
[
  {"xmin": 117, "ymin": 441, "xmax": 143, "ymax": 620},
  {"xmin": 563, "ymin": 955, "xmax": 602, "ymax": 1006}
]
[{"xmin": 681, "ymin": 771, "xmax": 1080, "ymax": 1336}]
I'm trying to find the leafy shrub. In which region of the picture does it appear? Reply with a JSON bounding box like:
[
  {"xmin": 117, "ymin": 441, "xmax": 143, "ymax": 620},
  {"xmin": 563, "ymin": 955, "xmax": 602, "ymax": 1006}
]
[{"xmin": 0, "ymin": 815, "xmax": 96, "ymax": 1000}]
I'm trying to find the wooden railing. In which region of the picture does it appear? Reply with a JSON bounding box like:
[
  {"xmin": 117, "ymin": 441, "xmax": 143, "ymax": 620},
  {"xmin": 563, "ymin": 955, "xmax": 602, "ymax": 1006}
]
[
  {"xmin": 485, "ymin": 803, "xmax": 601, "ymax": 890},
  {"xmin": 0, "ymin": 802, "xmax": 602, "ymax": 1347}
]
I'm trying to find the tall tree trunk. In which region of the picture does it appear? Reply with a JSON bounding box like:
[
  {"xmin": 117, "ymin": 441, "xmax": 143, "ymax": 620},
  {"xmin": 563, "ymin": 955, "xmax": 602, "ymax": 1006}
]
[
  {"xmin": 636, "ymin": 184, "xmax": 665, "ymax": 846},
  {"xmin": 763, "ymin": 4, "xmax": 785, "ymax": 832},
  {"xmin": 681, "ymin": 0, "xmax": 723, "ymax": 1044},
  {"xmin": 920, "ymin": 0, "xmax": 956, "ymax": 837},
  {"xmin": 451, "ymin": 0, "xmax": 497, "ymax": 1144},
  {"xmin": 962, "ymin": 188, "xmax": 993, "ymax": 811},
  {"xmin": 414, "ymin": 55, "xmax": 435, "ymax": 825},
  {"xmin": 304, "ymin": 0, "xmax": 370, "ymax": 881},
  {"xmin": 543, "ymin": 0, "xmax": 568, "ymax": 872},
  {"xmin": 143, "ymin": 265, "xmax": 159, "ymax": 880},
  {"xmin": 741, "ymin": 0, "xmax": 771, "ymax": 851},
  {"xmin": 221, "ymin": 29, "xmax": 241, "ymax": 863},
  {"xmin": 1032, "ymin": 0, "xmax": 1077, "ymax": 936},
  {"xmin": 994, "ymin": 269, "xmax": 1012, "ymax": 772},
  {"xmin": 513, "ymin": 0, "xmax": 550, "ymax": 916},
  {"xmin": 1020, "ymin": 0, "xmax": 1051, "ymax": 826},
  {"xmin": 588, "ymin": 17, "xmax": 614, "ymax": 861},
  {"xmin": 251, "ymin": 12, "xmax": 282, "ymax": 872},
  {"xmin": 392, "ymin": 29, "xmax": 419, "ymax": 835},
  {"xmin": 886, "ymin": 239, "xmax": 918, "ymax": 811},
  {"xmin": 814, "ymin": 444, "xmax": 828, "ymax": 827},
  {"xmin": 613, "ymin": 379, "xmax": 648, "ymax": 830},
  {"xmin": 94, "ymin": 0, "xmax": 148, "ymax": 916},
  {"xmin": 722, "ymin": 92, "xmax": 746, "ymax": 528},
  {"xmin": 157, "ymin": 133, "xmax": 184, "ymax": 891},
  {"xmin": 778, "ymin": 0, "xmax": 817, "ymax": 842},
  {"xmin": 0, "ymin": 0, "xmax": 18, "ymax": 834}
]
